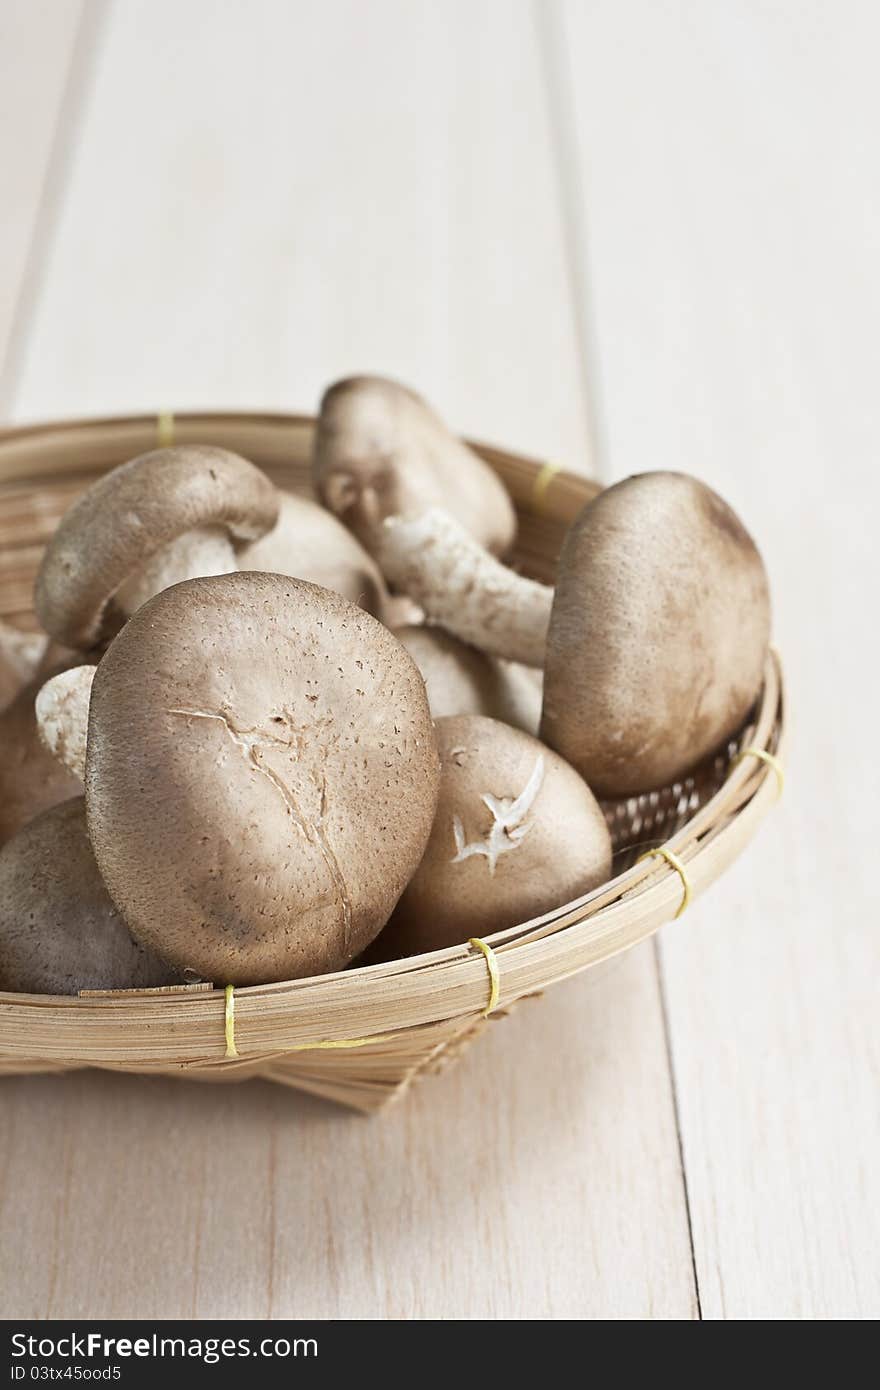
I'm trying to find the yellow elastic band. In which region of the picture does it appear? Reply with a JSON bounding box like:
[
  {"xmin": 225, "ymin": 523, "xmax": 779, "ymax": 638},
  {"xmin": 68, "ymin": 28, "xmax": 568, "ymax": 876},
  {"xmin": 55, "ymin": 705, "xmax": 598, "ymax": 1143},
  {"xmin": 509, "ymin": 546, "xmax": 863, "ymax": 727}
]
[
  {"xmin": 224, "ymin": 984, "xmax": 239, "ymax": 1057},
  {"xmin": 222, "ymin": 939, "xmax": 502, "ymax": 1059},
  {"xmin": 222, "ymin": 985, "xmax": 399, "ymax": 1058},
  {"xmin": 157, "ymin": 410, "xmax": 175, "ymax": 449},
  {"xmin": 638, "ymin": 847, "xmax": 692, "ymax": 919},
  {"xmin": 469, "ymin": 937, "xmax": 501, "ymax": 1016},
  {"xmin": 733, "ymin": 745, "xmax": 785, "ymax": 797},
  {"xmin": 283, "ymin": 1033, "xmax": 401, "ymax": 1052},
  {"xmin": 531, "ymin": 462, "xmax": 561, "ymax": 514}
]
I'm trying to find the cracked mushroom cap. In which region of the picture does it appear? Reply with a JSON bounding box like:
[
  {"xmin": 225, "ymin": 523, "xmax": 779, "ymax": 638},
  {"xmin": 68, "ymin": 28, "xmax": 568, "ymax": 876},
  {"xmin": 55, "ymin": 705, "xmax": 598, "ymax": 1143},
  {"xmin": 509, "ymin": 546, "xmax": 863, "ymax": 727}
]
[
  {"xmin": 541, "ymin": 471, "xmax": 772, "ymax": 797},
  {"xmin": 35, "ymin": 445, "xmax": 279, "ymax": 650},
  {"xmin": 0, "ymin": 798, "xmax": 184, "ymax": 995},
  {"xmin": 374, "ymin": 715, "xmax": 611, "ymax": 957},
  {"xmin": 85, "ymin": 572, "xmax": 440, "ymax": 984},
  {"xmin": 313, "ymin": 375, "xmax": 517, "ymax": 557}
]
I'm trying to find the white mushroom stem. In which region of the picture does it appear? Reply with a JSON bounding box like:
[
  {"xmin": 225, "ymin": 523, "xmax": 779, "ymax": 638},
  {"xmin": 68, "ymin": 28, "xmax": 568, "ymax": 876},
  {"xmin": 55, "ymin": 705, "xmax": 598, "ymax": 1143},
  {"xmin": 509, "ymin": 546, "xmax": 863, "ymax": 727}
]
[
  {"xmin": 377, "ymin": 510, "xmax": 552, "ymax": 667},
  {"xmin": 114, "ymin": 525, "xmax": 236, "ymax": 617},
  {"xmin": 35, "ymin": 665, "xmax": 96, "ymax": 781}
]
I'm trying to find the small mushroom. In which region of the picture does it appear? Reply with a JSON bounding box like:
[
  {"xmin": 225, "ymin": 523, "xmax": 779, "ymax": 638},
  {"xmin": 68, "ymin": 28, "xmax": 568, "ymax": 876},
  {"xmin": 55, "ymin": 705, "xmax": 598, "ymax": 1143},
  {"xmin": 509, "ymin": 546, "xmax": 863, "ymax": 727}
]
[
  {"xmin": 35, "ymin": 445, "xmax": 279, "ymax": 649},
  {"xmin": 238, "ymin": 490, "xmax": 398, "ymax": 621},
  {"xmin": 0, "ymin": 620, "xmax": 47, "ymax": 712},
  {"xmin": 395, "ymin": 625, "xmax": 541, "ymax": 735},
  {"xmin": 0, "ymin": 798, "xmax": 185, "ymax": 995},
  {"xmin": 378, "ymin": 473, "xmax": 771, "ymax": 796},
  {"xmin": 84, "ymin": 572, "xmax": 440, "ymax": 984},
  {"xmin": 373, "ymin": 715, "xmax": 612, "ymax": 956},
  {"xmin": 313, "ymin": 375, "xmax": 517, "ymax": 559},
  {"xmin": 0, "ymin": 661, "xmax": 83, "ymax": 845}
]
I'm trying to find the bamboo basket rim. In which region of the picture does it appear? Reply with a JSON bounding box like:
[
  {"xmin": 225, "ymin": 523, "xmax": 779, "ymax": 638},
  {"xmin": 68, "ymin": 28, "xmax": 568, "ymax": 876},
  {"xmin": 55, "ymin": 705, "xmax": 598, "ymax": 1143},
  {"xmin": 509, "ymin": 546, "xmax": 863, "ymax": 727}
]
[{"xmin": 0, "ymin": 411, "xmax": 786, "ymax": 1074}]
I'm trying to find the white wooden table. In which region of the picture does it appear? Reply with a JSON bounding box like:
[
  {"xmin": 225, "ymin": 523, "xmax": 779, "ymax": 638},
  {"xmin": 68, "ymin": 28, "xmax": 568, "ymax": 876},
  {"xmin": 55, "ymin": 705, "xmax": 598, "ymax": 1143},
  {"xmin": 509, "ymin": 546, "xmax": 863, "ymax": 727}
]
[{"xmin": 0, "ymin": 0, "xmax": 876, "ymax": 1320}]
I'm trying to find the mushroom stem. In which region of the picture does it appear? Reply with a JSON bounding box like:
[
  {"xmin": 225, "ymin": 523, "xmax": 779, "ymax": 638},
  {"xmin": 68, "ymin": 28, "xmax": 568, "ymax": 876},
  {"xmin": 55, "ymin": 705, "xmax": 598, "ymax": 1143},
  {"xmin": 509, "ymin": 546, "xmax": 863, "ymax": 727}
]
[
  {"xmin": 114, "ymin": 525, "xmax": 237, "ymax": 617},
  {"xmin": 377, "ymin": 510, "xmax": 552, "ymax": 667},
  {"xmin": 35, "ymin": 665, "xmax": 97, "ymax": 782}
]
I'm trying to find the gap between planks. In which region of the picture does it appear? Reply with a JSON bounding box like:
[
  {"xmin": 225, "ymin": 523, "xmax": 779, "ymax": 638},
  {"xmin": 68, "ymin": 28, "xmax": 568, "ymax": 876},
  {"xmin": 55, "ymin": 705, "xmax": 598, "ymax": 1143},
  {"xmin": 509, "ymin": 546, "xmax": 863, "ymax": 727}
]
[{"xmin": 538, "ymin": 0, "xmax": 703, "ymax": 1319}]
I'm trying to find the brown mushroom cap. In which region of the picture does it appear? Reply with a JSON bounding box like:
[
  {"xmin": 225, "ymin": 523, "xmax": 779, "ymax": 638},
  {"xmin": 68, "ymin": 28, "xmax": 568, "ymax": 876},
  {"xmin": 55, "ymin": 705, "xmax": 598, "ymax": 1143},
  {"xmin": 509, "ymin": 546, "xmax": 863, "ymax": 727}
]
[
  {"xmin": 85, "ymin": 572, "xmax": 440, "ymax": 984},
  {"xmin": 541, "ymin": 472, "xmax": 771, "ymax": 796},
  {"xmin": 313, "ymin": 375, "xmax": 517, "ymax": 558},
  {"xmin": 375, "ymin": 715, "xmax": 611, "ymax": 956},
  {"xmin": 396, "ymin": 625, "xmax": 542, "ymax": 734},
  {"xmin": 238, "ymin": 491, "xmax": 389, "ymax": 618},
  {"xmin": 0, "ymin": 798, "xmax": 184, "ymax": 995},
  {"xmin": 0, "ymin": 669, "xmax": 82, "ymax": 844},
  {"xmin": 35, "ymin": 445, "xmax": 279, "ymax": 650}
]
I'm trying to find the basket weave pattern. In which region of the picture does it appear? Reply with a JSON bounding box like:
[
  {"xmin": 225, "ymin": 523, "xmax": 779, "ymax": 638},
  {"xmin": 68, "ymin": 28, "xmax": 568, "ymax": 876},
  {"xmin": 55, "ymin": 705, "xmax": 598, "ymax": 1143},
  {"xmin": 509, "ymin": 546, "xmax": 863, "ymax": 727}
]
[{"xmin": 0, "ymin": 414, "xmax": 785, "ymax": 1112}]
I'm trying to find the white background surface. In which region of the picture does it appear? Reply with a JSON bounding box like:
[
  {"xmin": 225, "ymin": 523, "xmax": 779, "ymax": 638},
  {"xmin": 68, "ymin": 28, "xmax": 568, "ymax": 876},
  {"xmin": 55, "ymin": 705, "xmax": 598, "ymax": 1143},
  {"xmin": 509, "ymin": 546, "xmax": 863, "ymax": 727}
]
[{"xmin": 0, "ymin": 0, "xmax": 877, "ymax": 1319}]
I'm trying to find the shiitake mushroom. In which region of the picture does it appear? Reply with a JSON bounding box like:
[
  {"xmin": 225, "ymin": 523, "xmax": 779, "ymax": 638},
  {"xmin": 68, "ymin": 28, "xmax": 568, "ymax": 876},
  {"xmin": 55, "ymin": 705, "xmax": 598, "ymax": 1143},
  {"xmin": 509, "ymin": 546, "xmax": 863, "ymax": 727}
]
[
  {"xmin": 313, "ymin": 375, "xmax": 517, "ymax": 559},
  {"xmin": 35, "ymin": 445, "xmax": 279, "ymax": 649},
  {"xmin": 374, "ymin": 715, "xmax": 611, "ymax": 956},
  {"xmin": 378, "ymin": 471, "xmax": 771, "ymax": 796},
  {"xmin": 81, "ymin": 573, "xmax": 440, "ymax": 984},
  {"xmin": 0, "ymin": 798, "xmax": 183, "ymax": 995}
]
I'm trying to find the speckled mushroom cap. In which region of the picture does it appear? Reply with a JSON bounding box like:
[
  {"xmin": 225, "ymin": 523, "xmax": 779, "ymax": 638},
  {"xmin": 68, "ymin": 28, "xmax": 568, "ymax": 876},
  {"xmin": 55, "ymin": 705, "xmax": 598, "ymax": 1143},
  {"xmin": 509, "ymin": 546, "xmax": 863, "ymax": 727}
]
[
  {"xmin": 0, "ymin": 798, "xmax": 184, "ymax": 995},
  {"xmin": 313, "ymin": 375, "xmax": 517, "ymax": 557},
  {"xmin": 541, "ymin": 471, "xmax": 771, "ymax": 797},
  {"xmin": 35, "ymin": 445, "xmax": 279, "ymax": 650},
  {"xmin": 375, "ymin": 715, "xmax": 611, "ymax": 956},
  {"xmin": 85, "ymin": 572, "xmax": 441, "ymax": 985}
]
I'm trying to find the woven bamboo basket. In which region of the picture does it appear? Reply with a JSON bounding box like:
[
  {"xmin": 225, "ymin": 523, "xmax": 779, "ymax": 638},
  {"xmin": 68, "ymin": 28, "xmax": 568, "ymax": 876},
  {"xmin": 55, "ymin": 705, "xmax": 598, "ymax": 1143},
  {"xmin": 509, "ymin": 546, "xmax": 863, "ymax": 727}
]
[{"xmin": 0, "ymin": 412, "xmax": 785, "ymax": 1113}]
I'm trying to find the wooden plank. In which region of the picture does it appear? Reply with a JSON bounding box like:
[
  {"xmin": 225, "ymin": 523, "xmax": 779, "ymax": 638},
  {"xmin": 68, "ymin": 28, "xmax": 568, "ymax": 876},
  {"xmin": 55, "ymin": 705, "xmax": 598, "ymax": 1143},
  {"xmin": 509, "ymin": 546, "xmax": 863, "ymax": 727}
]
[
  {"xmin": 11, "ymin": 0, "xmax": 595, "ymax": 471},
  {"xmin": 0, "ymin": 0, "xmax": 697, "ymax": 1320},
  {"xmin": 0, "ymin": 0, "xmax": 88, "ymax": 400},
  {"xmin": 558, "ymin": 0, "xmax": 880, "ymax": 1319},
  {"xmin": 1, "ymin": 963, "xmax": 696, "ymax": 1320}
]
